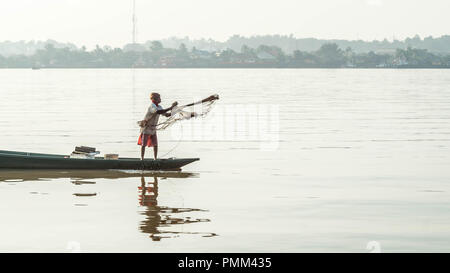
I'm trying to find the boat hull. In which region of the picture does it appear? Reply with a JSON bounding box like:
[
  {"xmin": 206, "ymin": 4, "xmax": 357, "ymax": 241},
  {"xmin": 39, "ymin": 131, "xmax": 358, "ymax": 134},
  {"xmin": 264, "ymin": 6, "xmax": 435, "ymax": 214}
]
[{"xmin": 0, "ymin": 150, "xmax": 199, "ymax": 171}]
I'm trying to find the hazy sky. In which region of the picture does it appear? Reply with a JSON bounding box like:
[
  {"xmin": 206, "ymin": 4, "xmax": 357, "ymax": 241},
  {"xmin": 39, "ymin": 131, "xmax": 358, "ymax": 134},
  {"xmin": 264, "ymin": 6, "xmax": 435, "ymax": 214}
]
[{"xmin": 1, "ymin": 0, "xmax": 449, "ymax": 48}]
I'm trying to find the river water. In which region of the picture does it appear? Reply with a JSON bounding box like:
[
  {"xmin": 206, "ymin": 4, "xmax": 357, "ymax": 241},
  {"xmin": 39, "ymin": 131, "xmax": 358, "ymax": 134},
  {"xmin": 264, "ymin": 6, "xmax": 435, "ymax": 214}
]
[{"xmin": 0, "ymin": 69, "xmax": 449, "ymax": 252}]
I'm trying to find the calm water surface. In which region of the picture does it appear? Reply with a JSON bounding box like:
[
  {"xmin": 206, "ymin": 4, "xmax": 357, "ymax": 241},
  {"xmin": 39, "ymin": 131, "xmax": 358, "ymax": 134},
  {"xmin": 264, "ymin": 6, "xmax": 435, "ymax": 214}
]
[{"xmin": 0, "ymin": 69, "xmax": 450, "ymax": 252}]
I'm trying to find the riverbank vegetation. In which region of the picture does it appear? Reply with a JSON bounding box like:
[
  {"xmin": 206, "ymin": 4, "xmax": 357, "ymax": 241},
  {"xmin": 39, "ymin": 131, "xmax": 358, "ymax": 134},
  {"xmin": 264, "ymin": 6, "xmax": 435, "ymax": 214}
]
[{"xmin": 1, "ymin": 41, "xmax": 449, "ymax": 69}]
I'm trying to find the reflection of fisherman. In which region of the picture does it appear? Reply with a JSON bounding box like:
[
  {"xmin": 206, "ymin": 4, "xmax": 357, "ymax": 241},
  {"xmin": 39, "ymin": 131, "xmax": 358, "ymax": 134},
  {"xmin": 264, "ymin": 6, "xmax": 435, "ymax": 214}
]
[
  {"xmin": 139, "ymin": 176, "xmax": 161, "ymax": 241},
  {"xmin": 139, "ymin": 176, "xmax": 158, "ymax": 207},
  {"xmin": 138, "ymin": 175, "xmax": 215, "ymax": 241}
]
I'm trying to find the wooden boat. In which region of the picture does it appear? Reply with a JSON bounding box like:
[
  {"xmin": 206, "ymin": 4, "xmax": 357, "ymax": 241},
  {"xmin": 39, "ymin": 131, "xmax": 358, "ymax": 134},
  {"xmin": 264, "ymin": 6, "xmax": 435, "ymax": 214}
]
[{"xmin": 0, "ymin": 150, "xmax": 199, "ymax": 171}]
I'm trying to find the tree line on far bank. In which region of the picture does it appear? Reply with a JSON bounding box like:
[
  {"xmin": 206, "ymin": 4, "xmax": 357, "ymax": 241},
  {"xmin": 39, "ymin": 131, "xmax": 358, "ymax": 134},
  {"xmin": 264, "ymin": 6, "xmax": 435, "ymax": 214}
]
[{"xmin": 1, "ymin": 42, "xmax": 449, "ymax": 68}]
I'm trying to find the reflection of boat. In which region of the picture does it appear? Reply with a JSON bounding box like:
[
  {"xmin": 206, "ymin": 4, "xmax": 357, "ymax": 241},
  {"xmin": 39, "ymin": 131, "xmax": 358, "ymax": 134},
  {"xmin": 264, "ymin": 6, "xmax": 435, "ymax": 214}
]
[
  {"xmin": 0, "ymin": 169, "xmax": 196, "ymax": 182},
  {"xmin": 0, "ymin": 150, "xmax": 199, "ymax": 171},
  {"xmin": 139, "ymin": 176, "xmax": 217, "ymax": 241}
]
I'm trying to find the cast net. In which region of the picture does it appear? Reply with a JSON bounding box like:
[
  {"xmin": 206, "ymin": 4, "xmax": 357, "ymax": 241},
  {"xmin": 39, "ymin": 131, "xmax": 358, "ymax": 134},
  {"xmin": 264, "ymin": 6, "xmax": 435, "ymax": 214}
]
[
  {"xmin": 156, "ymin": 94, "xmax": 219, "ymax": 130},
  {"xmin": 138, "ymin": 94, "xmax": 219, "ymax": 131}
]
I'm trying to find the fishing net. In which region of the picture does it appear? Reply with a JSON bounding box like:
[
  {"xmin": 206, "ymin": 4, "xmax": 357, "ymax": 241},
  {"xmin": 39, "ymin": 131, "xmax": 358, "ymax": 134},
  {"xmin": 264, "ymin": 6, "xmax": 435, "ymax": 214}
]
[
  {"xmin": 137, "ymin": 94, "xmax": 219, "ymax": 131},
  {"xmin": 156, "ymin": 94, "xmax": 219, "ymax": 130}
]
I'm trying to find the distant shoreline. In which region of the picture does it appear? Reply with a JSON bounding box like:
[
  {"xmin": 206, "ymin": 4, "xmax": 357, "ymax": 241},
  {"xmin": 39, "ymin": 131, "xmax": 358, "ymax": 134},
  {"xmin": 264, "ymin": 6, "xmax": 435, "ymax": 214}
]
[{"xmin": 2, "ymin": 43, "xmax": 449, "ymax": 70}]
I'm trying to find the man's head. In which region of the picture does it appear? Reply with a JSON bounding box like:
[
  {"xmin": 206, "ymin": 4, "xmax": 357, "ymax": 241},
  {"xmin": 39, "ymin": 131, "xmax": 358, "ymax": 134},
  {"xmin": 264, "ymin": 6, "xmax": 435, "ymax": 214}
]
[{"xmin": 150, "ymin": 92, "xmax": 161, "ymax": 104}]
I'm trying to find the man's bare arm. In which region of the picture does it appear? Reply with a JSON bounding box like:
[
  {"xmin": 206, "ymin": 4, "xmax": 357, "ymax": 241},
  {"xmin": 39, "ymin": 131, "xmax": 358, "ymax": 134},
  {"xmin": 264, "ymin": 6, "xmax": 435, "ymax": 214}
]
[{"xmin": 156, "ymin": 101, "xmax": 178, "ymax": 115}]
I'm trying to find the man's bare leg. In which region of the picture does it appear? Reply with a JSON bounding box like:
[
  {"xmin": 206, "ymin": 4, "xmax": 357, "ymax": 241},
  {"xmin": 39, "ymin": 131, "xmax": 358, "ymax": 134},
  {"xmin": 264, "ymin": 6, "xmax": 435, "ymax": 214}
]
[
  {"xmin": 153, "ymin": 146, "xmax": 158, "ymax": 160},
  {"xmin": 141, "ymin": 145, "xmax": 146, "ymax": 160}
]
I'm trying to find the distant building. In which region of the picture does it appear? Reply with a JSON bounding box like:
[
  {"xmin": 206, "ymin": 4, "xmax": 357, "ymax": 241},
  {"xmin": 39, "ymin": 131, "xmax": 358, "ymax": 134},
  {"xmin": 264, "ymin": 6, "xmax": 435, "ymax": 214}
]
[
  {"xmin": 191, "ymin": 49, "xmax": 211, "ymax": 59},
  {"xmin": 158, "ymin": 56, "xmax": 176, "ymax": 67},
  {"xmin": 393, "ymin": 58, "xmax": 408, "ymax": 66},
  {"xmin": 256, "ymin": 51, "xmax": 276, "ymax": 60}
]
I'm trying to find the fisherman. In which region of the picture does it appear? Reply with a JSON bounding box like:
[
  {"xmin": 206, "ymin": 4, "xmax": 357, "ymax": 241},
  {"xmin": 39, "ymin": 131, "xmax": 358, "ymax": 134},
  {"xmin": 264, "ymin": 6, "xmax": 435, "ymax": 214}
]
[{"xmin": 138, "ymin": 92, "xmax": 177, "ymax": 160}]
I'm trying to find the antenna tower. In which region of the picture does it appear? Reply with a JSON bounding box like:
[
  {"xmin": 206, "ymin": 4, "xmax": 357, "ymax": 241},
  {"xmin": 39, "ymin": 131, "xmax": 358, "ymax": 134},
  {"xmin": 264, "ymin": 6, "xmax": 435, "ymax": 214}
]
[{"xmin": 132, "ymin": 0, "xmax": 137, "ymax": 44}]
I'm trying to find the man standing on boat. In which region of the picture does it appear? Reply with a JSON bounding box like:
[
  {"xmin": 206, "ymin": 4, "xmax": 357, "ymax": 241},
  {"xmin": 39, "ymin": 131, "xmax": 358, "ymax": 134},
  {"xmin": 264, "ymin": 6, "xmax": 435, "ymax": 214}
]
[{"xmin": 138, "ymin": 92, "xmax": 177, "ymax": 160}]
